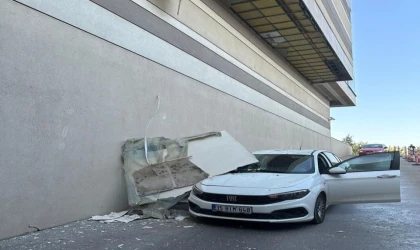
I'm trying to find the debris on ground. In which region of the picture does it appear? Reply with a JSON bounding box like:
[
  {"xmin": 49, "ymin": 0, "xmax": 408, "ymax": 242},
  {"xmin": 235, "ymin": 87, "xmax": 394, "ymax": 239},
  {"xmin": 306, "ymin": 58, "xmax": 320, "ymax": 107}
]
[
  {"xmin": 89, "ymin": 211, "xmax": 141, "ymax": 223},
  {"xmin": 90, "ymin": 211, "xmax": 127, "ymax": 221},
  {"xmin": 175, "ymin": 216, "xmax": 185, "ymax": 221}
]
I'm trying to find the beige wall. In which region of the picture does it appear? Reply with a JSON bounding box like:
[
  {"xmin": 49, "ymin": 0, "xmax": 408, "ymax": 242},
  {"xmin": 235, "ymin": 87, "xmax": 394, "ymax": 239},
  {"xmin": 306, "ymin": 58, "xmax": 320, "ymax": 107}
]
[
  {"xmin": 146, "ymin": 0, "xmax": 331, "ymax": 119},
  {"xmin": 331, "ymin": 138, "xmax": 353, "ymax": 157},
  {"xmin": 332, "ymin": 0, "xmax": 352, "ymax": 38},
  {"xmin": 315, "ymin": 0, "xmax": 352, "ymax": 63}
]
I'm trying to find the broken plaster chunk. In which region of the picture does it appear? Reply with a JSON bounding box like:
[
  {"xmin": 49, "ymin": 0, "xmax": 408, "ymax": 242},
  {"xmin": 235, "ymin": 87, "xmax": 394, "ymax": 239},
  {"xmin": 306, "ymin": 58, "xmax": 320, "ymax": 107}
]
[
  {"xmin": 175, "ymin": 216, "xmax": 185, "ymax": 221},
  {"xmin": 90, "ymin": 211, "xmax": 141, "ymax": 223},
  {"xmin": 90, "ymin": 211, "xmax": 128, "ymax": 221}
]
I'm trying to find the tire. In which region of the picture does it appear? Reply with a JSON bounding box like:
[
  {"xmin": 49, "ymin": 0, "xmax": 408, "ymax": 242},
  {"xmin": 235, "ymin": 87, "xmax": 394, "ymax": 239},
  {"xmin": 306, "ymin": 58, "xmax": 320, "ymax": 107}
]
[{"xmin": 311, "ymin": 194, "xmax": 326, "ymax": 224}]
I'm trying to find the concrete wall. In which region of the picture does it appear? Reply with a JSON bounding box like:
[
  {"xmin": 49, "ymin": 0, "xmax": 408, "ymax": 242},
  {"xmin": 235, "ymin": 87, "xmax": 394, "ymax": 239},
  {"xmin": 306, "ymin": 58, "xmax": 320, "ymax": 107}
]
[
  {"xmin": 0, "ymin": 0, "xmax": 350, "ymax": 239},
  {"xmin": 331, "ymin": 138, "xmax": 353, "ymax": 158},
  {"xmin": 145, "ymin": 0, "xmax": 331, "ymax": 119},
  {"xmin": 303, "ymin": 0, "xmax": 353, "ymax": 79},
  {"xmin": 315, "ymin": 0, "xmax": 353, "ymax": 63},
  {"xmin": 332, "ymin": 0, "xmax": 352, "ymax": 38}
]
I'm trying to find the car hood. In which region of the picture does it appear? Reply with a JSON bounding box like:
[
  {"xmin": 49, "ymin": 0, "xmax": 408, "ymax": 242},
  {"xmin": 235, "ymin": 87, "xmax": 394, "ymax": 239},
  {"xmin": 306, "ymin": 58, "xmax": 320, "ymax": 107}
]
[{"xmin": 201, "ymin": 173, "xmax": 313, "ymax": 189}]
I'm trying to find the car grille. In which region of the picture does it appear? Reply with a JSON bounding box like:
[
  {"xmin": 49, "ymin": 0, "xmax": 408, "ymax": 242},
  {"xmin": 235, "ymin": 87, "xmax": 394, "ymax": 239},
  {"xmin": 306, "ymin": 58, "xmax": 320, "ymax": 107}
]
[
  {"xmin": 189, "ymin": 201, "xmax": 308, "ymax": 220},
  {"xmin": 197, "ymin": 192, "xmax": 286, "ymax": 205}
]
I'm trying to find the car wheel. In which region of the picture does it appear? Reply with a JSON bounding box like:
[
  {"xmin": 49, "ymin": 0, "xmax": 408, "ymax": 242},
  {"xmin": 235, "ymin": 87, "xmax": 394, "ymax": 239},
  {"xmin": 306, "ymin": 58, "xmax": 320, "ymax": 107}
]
[{"xmin": 311, "ymin": 194, "xmax": 326, "ymax": 224}]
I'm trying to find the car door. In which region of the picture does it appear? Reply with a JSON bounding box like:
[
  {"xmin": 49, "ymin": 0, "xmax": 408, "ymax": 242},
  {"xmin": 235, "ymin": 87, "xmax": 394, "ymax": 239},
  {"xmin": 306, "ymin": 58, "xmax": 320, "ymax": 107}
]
[
  {"xmin": 317, "ymin": 153, "xmax": 331, "ymax": 174},
  {"xmin": 323, "ymin": 151, "xmax": 400, "ymax": 204}
]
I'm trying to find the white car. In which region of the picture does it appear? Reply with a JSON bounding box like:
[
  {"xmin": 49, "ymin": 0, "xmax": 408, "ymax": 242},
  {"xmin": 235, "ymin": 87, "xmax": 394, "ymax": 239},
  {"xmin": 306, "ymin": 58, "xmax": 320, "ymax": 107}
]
[{"xmin": 188, "ymin": 150, "xmax": 401, "ymax": 224}]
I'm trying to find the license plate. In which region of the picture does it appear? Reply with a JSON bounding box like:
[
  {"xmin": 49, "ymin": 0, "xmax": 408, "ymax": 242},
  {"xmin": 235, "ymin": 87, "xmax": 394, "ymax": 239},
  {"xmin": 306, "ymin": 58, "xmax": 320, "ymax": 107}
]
[{"xmin": 212, "ymin": 204, "xmax": 253, "ymax": 214}]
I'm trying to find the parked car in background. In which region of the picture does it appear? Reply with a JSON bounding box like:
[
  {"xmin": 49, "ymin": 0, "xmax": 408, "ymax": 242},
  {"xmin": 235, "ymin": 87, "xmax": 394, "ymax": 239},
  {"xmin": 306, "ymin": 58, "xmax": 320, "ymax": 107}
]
[
  {"xmin": 359, "ymin": 144, "xmax": 388, "ymax": 155},
  {"xmin": 189, "ymin": 150, "xmax": 401, "ymax": 224}
]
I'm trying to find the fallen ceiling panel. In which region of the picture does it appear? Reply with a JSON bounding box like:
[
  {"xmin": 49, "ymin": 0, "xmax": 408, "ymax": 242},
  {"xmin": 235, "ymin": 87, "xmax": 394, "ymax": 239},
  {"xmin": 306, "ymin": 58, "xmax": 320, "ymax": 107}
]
[{"xmin": 122, "ymin": 131, "xmax": 258, "ymax": 206}]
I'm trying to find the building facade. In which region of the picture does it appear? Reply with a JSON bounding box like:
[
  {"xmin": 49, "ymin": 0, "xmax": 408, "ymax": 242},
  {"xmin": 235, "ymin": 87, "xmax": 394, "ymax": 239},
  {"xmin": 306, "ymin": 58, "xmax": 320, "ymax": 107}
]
[{"xmin": 0, "ymin": 0, "xmax": 354, "ymax": 239}]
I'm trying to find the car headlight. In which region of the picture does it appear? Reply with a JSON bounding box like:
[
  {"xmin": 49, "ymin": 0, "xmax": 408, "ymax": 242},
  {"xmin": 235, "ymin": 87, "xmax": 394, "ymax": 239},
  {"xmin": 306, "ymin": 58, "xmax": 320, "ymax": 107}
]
[
  {"xmin": 267, "ymin": 190, "xmax": 310, "ymax": 201},
  {"xmin": 192, "ymin": 184, "xmax": 204, "ymax": 198}
]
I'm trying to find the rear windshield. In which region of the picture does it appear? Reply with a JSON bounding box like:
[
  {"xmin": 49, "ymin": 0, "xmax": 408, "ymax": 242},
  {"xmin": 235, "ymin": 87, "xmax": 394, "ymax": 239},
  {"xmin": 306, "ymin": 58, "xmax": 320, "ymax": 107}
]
[
  {"xmin": 362, "ymin": 144, "xmax": 383, "ymax": 148},
  {"xmin": 235, "ymin": 154, "xmax": 314, "ymax": 174}
]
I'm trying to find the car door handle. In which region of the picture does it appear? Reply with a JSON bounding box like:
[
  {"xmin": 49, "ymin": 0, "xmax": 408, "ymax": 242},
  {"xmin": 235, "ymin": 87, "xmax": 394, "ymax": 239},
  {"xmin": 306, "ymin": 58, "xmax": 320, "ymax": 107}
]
[{"xmin": 377, "ymin": 174, "xmax": 397, "ymax": 178}]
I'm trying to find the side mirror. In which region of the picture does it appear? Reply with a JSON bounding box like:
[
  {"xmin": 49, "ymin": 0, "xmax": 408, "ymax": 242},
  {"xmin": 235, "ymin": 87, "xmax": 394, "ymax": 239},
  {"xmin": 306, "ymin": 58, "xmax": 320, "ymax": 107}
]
[{"xmin": 328, "ymin": 167, "xmax": 346, "ymax": 174}]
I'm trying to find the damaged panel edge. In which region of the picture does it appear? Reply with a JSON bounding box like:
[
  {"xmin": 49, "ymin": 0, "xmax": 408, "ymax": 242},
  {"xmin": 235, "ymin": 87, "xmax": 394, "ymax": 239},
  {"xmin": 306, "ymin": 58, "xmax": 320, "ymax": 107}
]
[{"xmin": 122, "ymin": 131, "xmax": 257, "ymax": 207}]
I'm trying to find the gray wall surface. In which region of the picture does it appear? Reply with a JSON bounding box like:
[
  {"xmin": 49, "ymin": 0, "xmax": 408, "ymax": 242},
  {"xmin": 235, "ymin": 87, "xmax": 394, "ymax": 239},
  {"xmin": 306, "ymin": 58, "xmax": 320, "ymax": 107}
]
[
  {"xmin": 331, "ymin": 138, "xmax": 353, "ymax": 158},
  {"xmin": 144, "ymin": 0, "xmax": 332, "ymax": 118},
  {"xmin": 0, "ymin": 0, "xmax": 350, "ymax": 239}
]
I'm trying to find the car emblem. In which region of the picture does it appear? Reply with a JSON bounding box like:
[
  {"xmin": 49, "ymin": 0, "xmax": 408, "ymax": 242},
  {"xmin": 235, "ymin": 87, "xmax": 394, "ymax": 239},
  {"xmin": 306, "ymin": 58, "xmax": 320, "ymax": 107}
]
[{"xmin": 226, "ymin": 195, "xmax": 237, "ymax": 202}]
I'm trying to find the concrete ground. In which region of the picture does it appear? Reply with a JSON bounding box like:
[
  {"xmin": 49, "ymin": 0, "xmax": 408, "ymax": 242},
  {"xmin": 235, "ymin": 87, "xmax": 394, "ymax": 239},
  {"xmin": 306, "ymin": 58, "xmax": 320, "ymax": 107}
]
[{"xmin": 1, "ymin": 159, "xmax": 419, "ymax": 250}]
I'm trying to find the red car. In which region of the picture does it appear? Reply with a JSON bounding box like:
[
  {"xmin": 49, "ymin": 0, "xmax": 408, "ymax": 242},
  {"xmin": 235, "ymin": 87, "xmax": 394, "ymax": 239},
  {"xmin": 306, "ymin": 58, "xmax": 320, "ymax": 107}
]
[{"xmin": 359, "ymin": 144, "xmax": 388, "ymax": 155}]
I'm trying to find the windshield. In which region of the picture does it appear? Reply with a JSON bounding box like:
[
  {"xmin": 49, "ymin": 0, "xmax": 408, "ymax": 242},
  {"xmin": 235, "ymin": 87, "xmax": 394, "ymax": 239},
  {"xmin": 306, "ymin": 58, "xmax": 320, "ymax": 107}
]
[
  {"xmin": 362, "ymin": 144, "xmax": 383, "ymax": 148},
  {"xmin": 235, "ymin": 154, "xmax": 314, "ymax": 174}
]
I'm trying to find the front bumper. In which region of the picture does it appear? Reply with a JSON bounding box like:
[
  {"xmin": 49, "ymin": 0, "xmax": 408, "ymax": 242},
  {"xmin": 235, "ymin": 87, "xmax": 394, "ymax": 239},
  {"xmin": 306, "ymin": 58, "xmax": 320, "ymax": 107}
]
[{"xmin": 188, "ymin": 192, "xmax": 316, "ymax": 223}]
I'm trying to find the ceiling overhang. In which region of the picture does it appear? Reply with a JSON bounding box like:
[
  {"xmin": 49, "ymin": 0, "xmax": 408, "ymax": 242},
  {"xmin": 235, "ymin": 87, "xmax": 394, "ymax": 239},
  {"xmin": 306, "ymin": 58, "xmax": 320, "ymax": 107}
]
[
  {"xmin": 313, "ymin": 81, "xmax": 356, "ymax": 107},
  {"xmin": 219, "ymin": 0, "xmax": 353, "ymax": 84}
]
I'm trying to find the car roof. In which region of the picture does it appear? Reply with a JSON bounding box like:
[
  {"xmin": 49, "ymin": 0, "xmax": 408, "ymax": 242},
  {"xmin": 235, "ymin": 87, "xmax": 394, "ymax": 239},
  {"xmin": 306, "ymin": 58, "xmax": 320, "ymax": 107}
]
[{"xmin": 252, "ymin": 149, "xmax": 325, "ymax": 155}]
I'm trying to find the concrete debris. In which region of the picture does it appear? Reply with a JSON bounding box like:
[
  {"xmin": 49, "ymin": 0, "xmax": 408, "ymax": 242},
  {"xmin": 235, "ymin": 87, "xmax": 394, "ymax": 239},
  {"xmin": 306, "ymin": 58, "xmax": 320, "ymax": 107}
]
[
  {"xmin": 90, "ymin": 211, "xmax": 128, "ymax": 221},
  {"xmin": 142, "ymin": 226, "xmax": 153, "ymax": 229},
  {"xmin": 183, "ymin": 226, "xmax": 194, "ymax": 228},
  {"xmin": 175, "ymin": 216, "xmax": 185, "ymax": 221},
  {"xmin": 89, "ymin": 211, "xmax": 141, "ymax": 223},
  {"xmin": 128, "ymin": 192, "xmax": 190, "ymax": 220},
  {"xmin": 121, "ymin": 130, "xmax": 257, "ymax": 217},
  {"xmin": 90, "ymin": 194, "xmax": 192, "ymax": 224},
  {"xmin": 169, "ymin": 212, "xmax": 190, "ymax": 220},
  {"xmin": 113, "ymin": 215, "xmax": 141, "ymax": 223}
]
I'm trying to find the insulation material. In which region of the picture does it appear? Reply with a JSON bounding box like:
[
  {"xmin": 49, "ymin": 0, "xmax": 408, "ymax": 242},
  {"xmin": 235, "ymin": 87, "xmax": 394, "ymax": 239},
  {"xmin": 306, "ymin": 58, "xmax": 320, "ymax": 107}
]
[
  {"xmin": 122, "ymin": 131, "xmax": 257, "ymax": 206},
  {"xmin": 132, "ymin": 157, "xmax": 209, "ymax": 196}
]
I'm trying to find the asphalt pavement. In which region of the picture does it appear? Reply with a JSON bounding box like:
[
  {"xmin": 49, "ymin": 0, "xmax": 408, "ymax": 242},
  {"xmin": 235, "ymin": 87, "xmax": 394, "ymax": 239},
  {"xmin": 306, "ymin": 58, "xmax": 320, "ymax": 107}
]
[{"xmin": 1, "ymin": 159, "xmax": 419, "ymax": 250}]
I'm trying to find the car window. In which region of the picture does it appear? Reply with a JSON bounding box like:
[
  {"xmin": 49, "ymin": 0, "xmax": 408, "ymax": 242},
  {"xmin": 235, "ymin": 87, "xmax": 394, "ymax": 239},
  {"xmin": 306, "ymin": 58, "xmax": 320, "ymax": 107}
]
[
  {"xmin": 336, "ymin": 153, "xmax": 395, "ymax": 172},
  {"xmin": 323, "ymin": 152, "xmax": 340, "ymax": 165},
  {"xmin": 317, "ymin": 155, "xmax": 330, "ymax": 174},
  {"xmin": 236, "ymin": 154, "xmax": 315, "ymax": 174},
  {"xmin": 334, "ymin": 155, "xmax": 342, "ymax": 162},
  {"xmin": 361, "ymin": 144, "xmax": 383, "ymax": 148}
]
